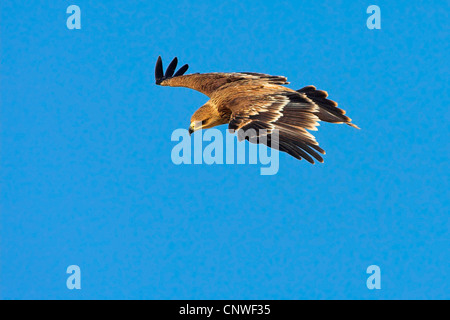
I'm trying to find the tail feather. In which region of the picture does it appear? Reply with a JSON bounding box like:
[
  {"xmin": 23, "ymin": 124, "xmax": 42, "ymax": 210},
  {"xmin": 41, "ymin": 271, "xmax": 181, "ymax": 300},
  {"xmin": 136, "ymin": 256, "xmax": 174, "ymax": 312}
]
[{"xmin": 297, "ymin": 86, "xmax": 360, "ymax": 129}]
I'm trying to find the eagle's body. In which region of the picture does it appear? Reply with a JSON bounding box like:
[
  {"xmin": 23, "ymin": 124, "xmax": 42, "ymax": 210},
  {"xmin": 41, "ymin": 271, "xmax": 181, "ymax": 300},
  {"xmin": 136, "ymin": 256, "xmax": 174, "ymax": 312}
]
[{"xmin": 155, "ymin": 56, "xmax": 359, "ymax": 164}]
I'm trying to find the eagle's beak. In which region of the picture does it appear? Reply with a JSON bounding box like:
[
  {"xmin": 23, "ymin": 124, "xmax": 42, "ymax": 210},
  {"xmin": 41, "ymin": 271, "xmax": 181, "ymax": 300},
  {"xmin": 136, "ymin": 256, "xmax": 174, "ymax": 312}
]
[{"xmin": 189, "ymin": 121, "xmax": 202, "ymax": 135}]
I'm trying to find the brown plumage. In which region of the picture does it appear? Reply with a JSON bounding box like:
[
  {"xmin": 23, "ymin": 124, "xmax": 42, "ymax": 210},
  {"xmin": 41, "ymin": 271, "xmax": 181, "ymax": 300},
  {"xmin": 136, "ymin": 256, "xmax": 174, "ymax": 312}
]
[{"xmin": 155, "ymin": 56, "xmax": 359, "ymax": 164}]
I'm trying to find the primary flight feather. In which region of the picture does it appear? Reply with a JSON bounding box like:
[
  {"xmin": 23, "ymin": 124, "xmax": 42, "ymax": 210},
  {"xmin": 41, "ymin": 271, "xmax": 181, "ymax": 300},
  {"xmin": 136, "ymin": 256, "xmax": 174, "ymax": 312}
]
[{"xmin": 155, "ymin": 56, "xmax": 359, "ymax": 164}]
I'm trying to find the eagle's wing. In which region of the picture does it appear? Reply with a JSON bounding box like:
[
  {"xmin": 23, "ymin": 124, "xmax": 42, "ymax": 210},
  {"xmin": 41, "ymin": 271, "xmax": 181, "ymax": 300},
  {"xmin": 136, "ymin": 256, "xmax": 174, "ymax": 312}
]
[
  {"xmin": 224, "ymin": 85, "xmax": 352, "ymax": 164},
  {"xmin": 155, "ymin": 57, "xmax": 288, "ymax": 97}
]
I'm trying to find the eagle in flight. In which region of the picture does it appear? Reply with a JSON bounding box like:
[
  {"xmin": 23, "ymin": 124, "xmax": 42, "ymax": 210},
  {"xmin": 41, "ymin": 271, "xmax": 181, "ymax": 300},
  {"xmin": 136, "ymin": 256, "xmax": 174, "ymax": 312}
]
[{"xmin": 155, "ymin": 56, "xmax": 359, "ymax": 164}]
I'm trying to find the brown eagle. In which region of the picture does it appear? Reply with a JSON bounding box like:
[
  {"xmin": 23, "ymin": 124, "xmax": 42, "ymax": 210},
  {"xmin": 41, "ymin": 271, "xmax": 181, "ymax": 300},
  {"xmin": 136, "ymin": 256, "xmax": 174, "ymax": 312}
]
[{"xmin": 155, "ymin": 56, "xmax": 359, "ymax": 164}]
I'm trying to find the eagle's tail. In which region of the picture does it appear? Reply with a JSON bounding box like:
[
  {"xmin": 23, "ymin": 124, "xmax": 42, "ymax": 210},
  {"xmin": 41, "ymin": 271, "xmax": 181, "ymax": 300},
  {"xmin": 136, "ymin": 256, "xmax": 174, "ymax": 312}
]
[{"xmin": 297, "ymin": 86, "xmax": 360, "ymax": 129}]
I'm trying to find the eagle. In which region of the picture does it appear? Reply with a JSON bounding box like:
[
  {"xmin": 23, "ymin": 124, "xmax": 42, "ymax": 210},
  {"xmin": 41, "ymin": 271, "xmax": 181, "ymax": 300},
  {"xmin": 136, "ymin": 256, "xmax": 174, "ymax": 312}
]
[{"xmin": 155, "ymin": 56, "xmax": 359, "ymax": 164}]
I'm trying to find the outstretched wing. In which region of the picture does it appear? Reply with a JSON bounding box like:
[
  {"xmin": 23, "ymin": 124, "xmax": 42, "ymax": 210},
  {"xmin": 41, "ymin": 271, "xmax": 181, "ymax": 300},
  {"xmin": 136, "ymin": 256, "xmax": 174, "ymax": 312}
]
[
  {"xmin": 155, "ymin": 56, "xmax": 289, "ymax": 97},
  {"xmin": 225, "ymin": 86, "xmax": 334, "ymax": 164}
]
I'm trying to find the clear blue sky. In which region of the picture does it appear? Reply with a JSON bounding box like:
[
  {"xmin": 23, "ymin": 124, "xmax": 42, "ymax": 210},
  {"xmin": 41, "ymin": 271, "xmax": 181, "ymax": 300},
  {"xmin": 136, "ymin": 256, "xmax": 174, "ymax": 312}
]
[{"xmin": 1, "ymin": 1, "xmax": 448, "ymax": 299}]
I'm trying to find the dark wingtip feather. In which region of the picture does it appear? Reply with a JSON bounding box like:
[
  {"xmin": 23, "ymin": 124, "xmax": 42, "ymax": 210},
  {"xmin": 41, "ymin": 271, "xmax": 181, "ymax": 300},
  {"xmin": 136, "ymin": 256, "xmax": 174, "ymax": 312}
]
[
  {"xmin": 308, "ymin": 143, "xmax": 326, "ymax": 155},
  {"xmin": 174, "ymin": 64, "xmax": 189, "ymax": 77},
  {"xmin": 165, "ymin": 57, "xmax": 178, "ymax": 78},
  {"xmin": 155, "ymin": 56, "xmax": 164, "ymax": 84},
  {"xmin": 155, "ymin": 57, "xmax": 189, "ymax": 85}
]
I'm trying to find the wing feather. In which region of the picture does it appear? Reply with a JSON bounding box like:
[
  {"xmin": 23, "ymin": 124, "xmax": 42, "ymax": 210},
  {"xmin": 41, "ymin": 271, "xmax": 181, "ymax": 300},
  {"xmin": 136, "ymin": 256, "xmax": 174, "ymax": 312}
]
[
  {"xmin": 225, "ymin": 87, "xmax": 332, "ymax": 163},
  {"xmin": 155, "ymin": 56, "xmax": 289, "ymax": 97},
  {"xmin": 160, "ymin": 72, "xmax": 289, "ymax": 97}
]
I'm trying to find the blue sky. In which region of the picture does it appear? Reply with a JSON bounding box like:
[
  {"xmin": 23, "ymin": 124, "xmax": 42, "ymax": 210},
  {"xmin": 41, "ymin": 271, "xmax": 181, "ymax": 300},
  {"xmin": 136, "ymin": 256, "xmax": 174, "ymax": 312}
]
[{"xmin": 1, "ymin": 1, "xmax": 449, "ymax": 299}]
